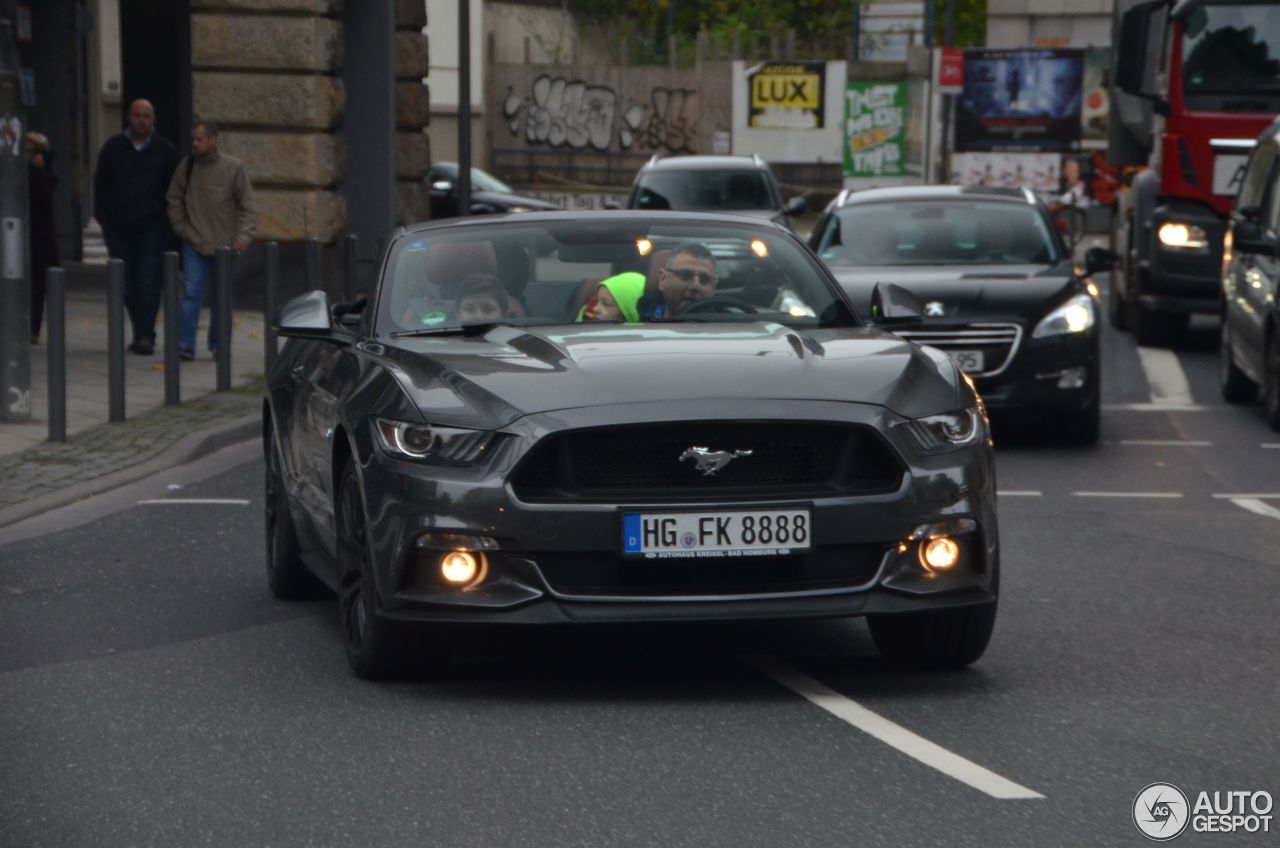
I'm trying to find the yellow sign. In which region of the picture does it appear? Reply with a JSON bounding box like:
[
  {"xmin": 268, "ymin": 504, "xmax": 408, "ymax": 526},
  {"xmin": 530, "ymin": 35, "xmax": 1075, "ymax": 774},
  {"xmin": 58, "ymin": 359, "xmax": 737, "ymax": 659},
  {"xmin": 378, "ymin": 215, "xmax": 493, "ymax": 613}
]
[{"xmin": 747, "ymin": 62, "xmax": 826, "ymax": 129}]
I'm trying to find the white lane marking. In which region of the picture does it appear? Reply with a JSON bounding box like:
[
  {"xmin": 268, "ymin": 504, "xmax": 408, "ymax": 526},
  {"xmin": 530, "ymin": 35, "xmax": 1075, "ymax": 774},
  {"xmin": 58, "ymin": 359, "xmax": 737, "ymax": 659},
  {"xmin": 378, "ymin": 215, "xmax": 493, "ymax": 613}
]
[
  {"xmin": 1263, "ymin": 444, "xmax": 1280, "ymax": 449},
  {"xmin": 136, "ymin": 498, "xmax": 251, "ymax": 505},
  {"xmin": 751, "ymin": 657, "xmax": 1043, "ymax": 800},
  {"xmin": 1102, "ymin": 403, "xmax": 1210, "ymax": 412},
  {"xmin": 998, "ymin": 490, "xmax": 1043, "ymax": 497},
  {"xmin": 1229, "ymin": 498, "xmax": 1280, "ymax": 522},
  {"xmin": 1212, "ymin": 493, "xmax": 1280, "ymax": 500},
  {"xmin": 1136, "ymin": 346, "xmax": 1194, "ymax": 406},
  {"xmin": 1071, "ymin": 491, "xmax": 1183, "ymax": 499},
  {"xmin": 1118, "ymin": 439, "xmax": 1214, "ymax": 447}
]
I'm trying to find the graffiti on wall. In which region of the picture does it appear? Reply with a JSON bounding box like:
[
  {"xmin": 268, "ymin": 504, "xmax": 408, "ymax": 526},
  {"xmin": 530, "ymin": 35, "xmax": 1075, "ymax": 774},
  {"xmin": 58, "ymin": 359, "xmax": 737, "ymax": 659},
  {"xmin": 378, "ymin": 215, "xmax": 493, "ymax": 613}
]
[{"xmin": 502, "ymin": 75, "xmax": 698, "ymax": 153}]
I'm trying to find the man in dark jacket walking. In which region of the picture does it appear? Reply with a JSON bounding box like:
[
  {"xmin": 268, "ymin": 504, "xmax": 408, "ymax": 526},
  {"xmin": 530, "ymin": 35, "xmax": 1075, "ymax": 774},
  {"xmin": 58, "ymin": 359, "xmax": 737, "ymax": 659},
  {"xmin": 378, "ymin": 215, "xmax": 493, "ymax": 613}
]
[{"xmin": 93, "ymin": 99, "xmax": 180, "ymax": 355}]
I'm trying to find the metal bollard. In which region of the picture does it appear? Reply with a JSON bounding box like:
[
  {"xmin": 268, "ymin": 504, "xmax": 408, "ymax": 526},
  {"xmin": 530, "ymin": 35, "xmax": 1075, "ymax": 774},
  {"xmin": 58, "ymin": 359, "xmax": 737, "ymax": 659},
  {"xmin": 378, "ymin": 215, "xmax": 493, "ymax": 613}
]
[
  {"xmin": 215, "ymin": 247, "xmax": 233, "ymax": 391},
  {"xmin": 163, "ymin": 251, "xmax": 180, "ymax": 405},
  {"xmin": 265, "ymin": 241, "xmax": 279, "ymax": 373},
  {"xmin": 46, "ymin": 268, "xmax": 66, "ymax": 442},
  {"xmin": 305, "ymin": 237, "xmax": 321, "ymax": 291},
  {"xmin": 107, "ymin": 258, "xmax": 125, "ymax": 422},
  {"xmin": 343, "ymin": 233, "xmax": 358, "ymax": 302}
]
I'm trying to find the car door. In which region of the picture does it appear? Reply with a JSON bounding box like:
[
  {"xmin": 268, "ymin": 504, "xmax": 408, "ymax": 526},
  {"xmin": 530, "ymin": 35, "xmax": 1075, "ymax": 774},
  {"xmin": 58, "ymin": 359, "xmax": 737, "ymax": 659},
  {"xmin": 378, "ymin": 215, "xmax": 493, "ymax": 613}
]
[{"xmin": 1227, "ymin": 143, "xmax": 1280, "ymax": 375}]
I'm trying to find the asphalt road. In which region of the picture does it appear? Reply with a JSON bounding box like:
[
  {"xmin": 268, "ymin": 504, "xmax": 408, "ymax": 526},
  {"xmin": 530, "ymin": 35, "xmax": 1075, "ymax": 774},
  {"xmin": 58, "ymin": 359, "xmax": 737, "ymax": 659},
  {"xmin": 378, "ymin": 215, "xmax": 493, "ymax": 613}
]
[{"xmin": 2, "ymin": 308, "xmax": 1278, "ymax": 847}]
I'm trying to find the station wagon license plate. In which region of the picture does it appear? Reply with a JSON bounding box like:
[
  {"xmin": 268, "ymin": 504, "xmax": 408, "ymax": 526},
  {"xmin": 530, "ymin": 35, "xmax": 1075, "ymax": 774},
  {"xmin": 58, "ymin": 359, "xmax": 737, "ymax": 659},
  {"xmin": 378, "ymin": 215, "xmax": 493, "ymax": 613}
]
[
  {"xmin": 622, "ymin": 509, "xmax": 811, "ymax": 558},
  {"xmin": 948, "ymin": 349, "xmax": 985, "ymax": 373}
]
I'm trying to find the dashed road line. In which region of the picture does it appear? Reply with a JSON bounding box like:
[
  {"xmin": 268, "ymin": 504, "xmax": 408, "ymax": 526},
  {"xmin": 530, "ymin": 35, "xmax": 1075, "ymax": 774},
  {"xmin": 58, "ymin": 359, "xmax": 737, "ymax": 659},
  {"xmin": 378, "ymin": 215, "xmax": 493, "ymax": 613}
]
[
  {"xmin": 998, "ymin": 490, "xmax": 1043, "ymax": 497},
  {"xmin": 1118, "ymin": 439, "xmax": 1214, "ymax": 447},
  {"xmin": 1102, "ymin": 403, "xmax": 1210, "ymax": 412},
  {"xmin": 1264, "ymin": 444, "xmax": 1280, "ymax": 449},
  {"xmin": 1136, "ymin": 346, "xmax": 1195, "ymax": 406},
  {"xmin": 1212, "ymin": 493, "xmax": 1280, "ymax": 500},
  {"xmin": 1071, "ymin": 491, "xmax": 1184, "ymax": 499},
  {"xmin": 136, "ymin": 498, "xmax": 251, "ymax": 505},
  {"xmin": 751, "ymin": 657, "xmax": 1044, "ymax": 800},
  {"xmin": 1228, "ymin": 498, "xmax": 1280, "ymax": 522}
]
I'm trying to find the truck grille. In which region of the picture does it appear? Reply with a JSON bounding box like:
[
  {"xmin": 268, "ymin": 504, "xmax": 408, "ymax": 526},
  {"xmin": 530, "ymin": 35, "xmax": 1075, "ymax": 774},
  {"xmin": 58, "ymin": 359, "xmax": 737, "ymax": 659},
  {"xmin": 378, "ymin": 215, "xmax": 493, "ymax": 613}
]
[
  {"xmin": 511, "ymin": 421, "xmax": 904, "ymax": 503},
  {"xmin": 894, "ymin": 323, "xmax": 1021, "ymax": 377}
]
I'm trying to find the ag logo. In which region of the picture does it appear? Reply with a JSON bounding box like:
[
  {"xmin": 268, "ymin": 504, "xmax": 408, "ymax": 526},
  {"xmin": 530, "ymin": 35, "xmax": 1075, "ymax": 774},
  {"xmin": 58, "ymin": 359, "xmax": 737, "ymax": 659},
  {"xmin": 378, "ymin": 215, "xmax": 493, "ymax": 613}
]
[
  {"xmin": 1133, "ymin": 783, "xmax": 1190, "ymax": 841},
  {"xmin": 924, "ymin": 301, "xmax": 946, "ymax": 317}
]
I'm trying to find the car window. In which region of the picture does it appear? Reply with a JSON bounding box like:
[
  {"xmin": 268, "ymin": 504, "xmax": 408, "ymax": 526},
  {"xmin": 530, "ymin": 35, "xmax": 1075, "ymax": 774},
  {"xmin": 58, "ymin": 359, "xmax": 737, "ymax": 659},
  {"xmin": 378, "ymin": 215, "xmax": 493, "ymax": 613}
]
[
  {"xmin": 377, "ymin": 219, "xmax": 857, "ymax": 333},
  {"xmin": 633, "ymin": 170, "xmax": 777, "ymax": 212},
  {"xmin": 815, "ymin": 201, "xmax": 1060, "ymax": 266}
]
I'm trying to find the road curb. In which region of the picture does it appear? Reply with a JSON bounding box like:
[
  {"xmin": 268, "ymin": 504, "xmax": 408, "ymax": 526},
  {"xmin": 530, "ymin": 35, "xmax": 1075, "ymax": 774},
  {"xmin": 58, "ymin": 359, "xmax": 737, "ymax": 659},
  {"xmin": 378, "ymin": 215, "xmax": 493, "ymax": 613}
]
[{"xmin": 0, "ymin": 413, "xmax": 261, "ymax": 530}]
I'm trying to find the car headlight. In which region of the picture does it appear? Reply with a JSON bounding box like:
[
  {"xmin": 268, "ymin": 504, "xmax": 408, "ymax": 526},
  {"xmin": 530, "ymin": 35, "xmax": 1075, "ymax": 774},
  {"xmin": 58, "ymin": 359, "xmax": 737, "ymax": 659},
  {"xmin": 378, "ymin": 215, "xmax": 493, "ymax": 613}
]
[
  {"xmin": 897, "ymin": 408, "xmax": 984, "ymax": 454},
  {"xmin": 374, "ymin": 418, "xmax": 498, "ymax": 465},
  {"xmin": 1032, "ymin": 294, "xmax": 1095, "ymax": 338},
  {"xmin": 507, "ymin": 205, "xmax": 531, "ymax": 214},
  {"xmin": 1157, "ymin": 222, "xmax": 1209, "ymax": 251}
]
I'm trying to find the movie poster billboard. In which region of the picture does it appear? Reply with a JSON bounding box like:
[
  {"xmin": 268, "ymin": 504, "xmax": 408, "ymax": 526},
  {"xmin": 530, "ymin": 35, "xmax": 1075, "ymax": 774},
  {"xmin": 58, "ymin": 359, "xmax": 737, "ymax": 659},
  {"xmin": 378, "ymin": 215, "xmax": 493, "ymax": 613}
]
[
  {"xmin": 955, "ymin": 49, "xmax": 1084, "ymax": 152},
  {"xmin": 843, "ymin": 82, "xmax": 907, "ymax": 178},
  {"xmin": 747, "ymin": 62, "xmax": 826, "ymax": 129}
]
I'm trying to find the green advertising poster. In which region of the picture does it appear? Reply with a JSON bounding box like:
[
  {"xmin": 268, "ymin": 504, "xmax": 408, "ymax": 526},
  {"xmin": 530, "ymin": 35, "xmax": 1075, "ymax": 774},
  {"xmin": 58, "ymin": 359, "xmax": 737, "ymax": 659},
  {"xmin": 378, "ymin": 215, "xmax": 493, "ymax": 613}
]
[{"xmin": 843, "ymin": 82, "xmax": 907, "ymax": 178}]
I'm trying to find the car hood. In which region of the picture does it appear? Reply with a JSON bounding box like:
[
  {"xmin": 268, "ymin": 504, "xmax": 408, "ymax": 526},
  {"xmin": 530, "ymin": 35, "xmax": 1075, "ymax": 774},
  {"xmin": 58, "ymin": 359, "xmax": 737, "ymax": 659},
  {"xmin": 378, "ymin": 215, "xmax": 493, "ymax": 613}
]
[
  {"xmin": 829, "ymin": 263, "xmax": 1077, "ymax": 322},
  {"xmin": 377, "ymin": 322, "xmax": 959, "ymax": 429},
  {"xmin": 473, "ymin": 190, "xmax": 560, "ymax": 211}
]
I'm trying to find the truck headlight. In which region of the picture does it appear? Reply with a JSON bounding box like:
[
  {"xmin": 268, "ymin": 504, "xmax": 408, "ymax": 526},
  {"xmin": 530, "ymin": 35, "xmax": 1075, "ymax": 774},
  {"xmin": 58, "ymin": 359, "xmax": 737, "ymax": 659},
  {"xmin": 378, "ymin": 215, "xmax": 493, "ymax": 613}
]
[
  {"xmin": 1032, "ymin": 294, "xmax": 1095, "ymax": 338},
  {"xmin": 1157, "ymin": 222, "xmax": 1209, "ymax": 251}
]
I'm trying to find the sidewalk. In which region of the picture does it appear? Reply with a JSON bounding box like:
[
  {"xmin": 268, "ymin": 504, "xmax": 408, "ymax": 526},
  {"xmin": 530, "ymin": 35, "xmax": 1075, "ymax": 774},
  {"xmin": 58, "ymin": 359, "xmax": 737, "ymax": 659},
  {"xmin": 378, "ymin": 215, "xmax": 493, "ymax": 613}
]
[{"xmin": 0, "ymin": 270, "xmax": 270, "ymax": 527}]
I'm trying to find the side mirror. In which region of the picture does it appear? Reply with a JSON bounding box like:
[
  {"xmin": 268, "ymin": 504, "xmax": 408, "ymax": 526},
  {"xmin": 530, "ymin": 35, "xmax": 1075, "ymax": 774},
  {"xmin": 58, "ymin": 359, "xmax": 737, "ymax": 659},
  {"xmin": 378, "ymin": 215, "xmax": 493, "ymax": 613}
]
[
  {"xmin": 869, "ymin": 282, "xmax": 924, "ymax": 325},
  {"xmin": 1234, "ymin": 205, "xmax": 1262, "ymax": 223},
  {"xmin": 785, "ymin": 196, "xmax": 807, "ymax": 216},
  {"xmin": 1083, "ymin": 246, "xmax": 1120, "ymax": 276},
  {"xmin": 1115, "ymin": 1, "xmax": 1171, "ymax": 112},
  {"xmin": 277, "ymin": 290, "xmax": 335, "ymax": 337},
  {"xmin": 1235, "ymin": 234, "xmax": 1279, "ymax": 258}
]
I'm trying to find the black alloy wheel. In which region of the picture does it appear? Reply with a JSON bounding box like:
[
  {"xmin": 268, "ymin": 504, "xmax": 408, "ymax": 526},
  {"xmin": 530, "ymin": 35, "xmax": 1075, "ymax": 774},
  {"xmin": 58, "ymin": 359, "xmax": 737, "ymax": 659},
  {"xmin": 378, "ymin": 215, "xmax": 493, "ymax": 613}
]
[
  {"xmin": 867, "ymin": 601, "xmax": 998, "ymax": 669},
  {"xmin": 1220, "ymin": 317, "xmax": 1257, "ymax": 404},
  {"xmin": 265, "ymin": 432, "xmax": 325, "ymax": 599},
  {"xmin": 337, "ymin": 463, "xmax": 403, "ymax": 679},
  {"xmin": 1265, "ymin": 331, "xmax": 1280, "ymax": 432}
]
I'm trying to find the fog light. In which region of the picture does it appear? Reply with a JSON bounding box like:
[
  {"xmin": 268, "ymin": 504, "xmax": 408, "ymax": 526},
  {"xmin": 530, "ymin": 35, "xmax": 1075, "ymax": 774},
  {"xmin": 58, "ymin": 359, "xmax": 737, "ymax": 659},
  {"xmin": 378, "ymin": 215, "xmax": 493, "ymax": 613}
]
[
  {"xmin": 920, "ymin": 537, "xmax": 960, "ymax": 572},
  {"xmin": 440, "ymin": 550, "xmax": 480, "ymax": 586},
  {"xmin": 1057, "ymin": 366, "xmax": 1087, "ymax": 389}
]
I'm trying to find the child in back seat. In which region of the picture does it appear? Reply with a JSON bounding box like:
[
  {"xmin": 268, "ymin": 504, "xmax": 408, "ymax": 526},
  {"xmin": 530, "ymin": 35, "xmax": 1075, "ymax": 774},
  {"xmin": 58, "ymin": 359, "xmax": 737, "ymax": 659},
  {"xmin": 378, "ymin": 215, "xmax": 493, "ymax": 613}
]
[{"xmin": 577, "ymin": 272, "xmax": 646, "ymax": 323}]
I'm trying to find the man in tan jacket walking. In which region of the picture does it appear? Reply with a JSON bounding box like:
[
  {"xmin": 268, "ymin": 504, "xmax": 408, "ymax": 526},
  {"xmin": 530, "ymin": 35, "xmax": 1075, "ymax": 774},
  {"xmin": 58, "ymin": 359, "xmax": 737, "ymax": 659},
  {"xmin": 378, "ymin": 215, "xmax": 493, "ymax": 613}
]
[{"xmin": 166, "ymin": 119, "xmax": 257, "ymax": 360}]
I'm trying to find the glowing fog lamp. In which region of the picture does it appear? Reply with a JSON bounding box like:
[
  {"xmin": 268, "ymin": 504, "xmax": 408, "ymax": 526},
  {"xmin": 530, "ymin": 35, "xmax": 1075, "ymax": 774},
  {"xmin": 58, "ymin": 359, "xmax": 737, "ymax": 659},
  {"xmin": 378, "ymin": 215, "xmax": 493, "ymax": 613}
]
[
  {"xmin": 440, "ymin": 550, "xmax": 482, "ymax": 586},
  {"xmin": 920, "ymin": 537, "xmax": 960, "ymax": 572},
  {"xmin": 1157, "ymin": 222, "xmax": 1208, "ymax": 250}
]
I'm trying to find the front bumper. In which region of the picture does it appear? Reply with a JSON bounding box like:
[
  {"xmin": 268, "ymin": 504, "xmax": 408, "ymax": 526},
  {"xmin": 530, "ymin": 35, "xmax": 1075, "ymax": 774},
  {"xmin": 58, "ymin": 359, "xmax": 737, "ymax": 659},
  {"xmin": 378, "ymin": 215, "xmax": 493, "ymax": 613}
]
[
  {"xmin": 357, "ymin": 400, "xmax": 999, "ymax": 624},
  {"xmin": 1141, "ymin": 201, "xmax": 1226, "ymax": 313},
  {"xmin": 972, "ymin": 330, "xmax": 1098, "ymax": 413}
]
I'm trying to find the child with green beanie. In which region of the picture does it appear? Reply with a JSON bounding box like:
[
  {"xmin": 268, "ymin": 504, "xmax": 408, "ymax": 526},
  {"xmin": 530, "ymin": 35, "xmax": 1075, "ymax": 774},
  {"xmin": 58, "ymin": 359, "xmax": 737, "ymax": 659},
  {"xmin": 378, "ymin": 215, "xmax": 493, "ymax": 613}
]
[{"xmin": 577, "ymin": 271, "xmax": 646, "ymax": 323}]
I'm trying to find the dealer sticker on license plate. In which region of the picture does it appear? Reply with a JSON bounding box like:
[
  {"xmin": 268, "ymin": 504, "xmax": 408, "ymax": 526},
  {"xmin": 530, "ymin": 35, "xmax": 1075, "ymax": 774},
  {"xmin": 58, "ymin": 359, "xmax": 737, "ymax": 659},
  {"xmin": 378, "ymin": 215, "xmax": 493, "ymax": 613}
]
[
  {"xmin": 948, "ymin": 349, "xmax": 985, "ymax": 373},
  {"xmin": 622, "ymin": 509, "xmax": 811, "ymax": 558}
]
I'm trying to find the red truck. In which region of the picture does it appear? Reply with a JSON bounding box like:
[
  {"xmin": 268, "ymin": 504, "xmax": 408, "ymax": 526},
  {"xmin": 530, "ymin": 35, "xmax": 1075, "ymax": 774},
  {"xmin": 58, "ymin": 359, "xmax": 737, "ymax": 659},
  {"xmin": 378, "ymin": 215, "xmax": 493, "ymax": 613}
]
[{"xmin": 1107, "ymin": 0, "xmax": 1279, "ymax": 346}]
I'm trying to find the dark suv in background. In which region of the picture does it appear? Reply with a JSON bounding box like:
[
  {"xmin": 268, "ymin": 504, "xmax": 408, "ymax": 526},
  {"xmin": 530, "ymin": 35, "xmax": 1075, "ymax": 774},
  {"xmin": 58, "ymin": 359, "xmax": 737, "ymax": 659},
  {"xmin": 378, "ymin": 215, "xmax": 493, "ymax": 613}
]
[{"xmin": 622, "ymin": 154, "xmax": 807, "ymax": 230}]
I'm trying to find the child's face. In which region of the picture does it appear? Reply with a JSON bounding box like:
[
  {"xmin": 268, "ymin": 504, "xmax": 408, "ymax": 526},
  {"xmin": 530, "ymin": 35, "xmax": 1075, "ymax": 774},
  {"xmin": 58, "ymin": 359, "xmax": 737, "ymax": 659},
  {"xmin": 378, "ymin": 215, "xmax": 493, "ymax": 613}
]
[
  {"xmin": 457, "ymin": 294, "xmax": 504, "ymax": 322},
  {"xmin": 593, "ymin": 286, "xmax": 622, "ymax": 321}
]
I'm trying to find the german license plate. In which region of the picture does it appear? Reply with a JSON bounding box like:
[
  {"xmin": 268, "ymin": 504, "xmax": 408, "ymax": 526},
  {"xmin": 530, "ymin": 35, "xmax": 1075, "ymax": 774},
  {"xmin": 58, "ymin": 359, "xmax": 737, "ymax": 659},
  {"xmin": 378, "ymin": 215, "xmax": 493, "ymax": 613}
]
[
  {"xmin": 948, "ymin": 349, "xmax": 985, "ymax": 373},
  {"xmin": 622, "ymin": 509, "xmax": 811, "ymax": 558}
]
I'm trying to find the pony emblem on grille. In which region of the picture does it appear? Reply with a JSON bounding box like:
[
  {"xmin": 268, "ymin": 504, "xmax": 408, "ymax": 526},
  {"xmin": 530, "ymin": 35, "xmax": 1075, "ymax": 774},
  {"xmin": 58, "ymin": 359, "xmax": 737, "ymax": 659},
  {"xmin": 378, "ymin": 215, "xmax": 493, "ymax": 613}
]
[{"xmin": 678, "ymin": 446, "xmax": 753, "ymax": 477}]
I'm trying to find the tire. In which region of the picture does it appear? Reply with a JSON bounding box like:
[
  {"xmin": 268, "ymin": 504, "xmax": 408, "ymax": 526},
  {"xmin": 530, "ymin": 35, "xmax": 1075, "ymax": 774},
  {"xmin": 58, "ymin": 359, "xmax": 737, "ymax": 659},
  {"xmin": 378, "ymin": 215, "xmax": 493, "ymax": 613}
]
[
  {"xmin": 1133, "ymin": 305, "xmax": 1188, "ymax": 347},
  {"xmin": 336, "ymin": 462, "xmax": 404, "ymax": 680},
  {"xmin": 1264, "ymin": 331, "xmax": 1280, "ymax": 432},
  {"xmin": 868, "ymin": 601, "xmax": 997, "ymax": 669},
  {"xmin": 1220, "ymin": 318, "xmax": 1257, "ymax": 404},
  {"xmin": 265, "ymin": 433, "xmax": 325, "ymax": 599}
]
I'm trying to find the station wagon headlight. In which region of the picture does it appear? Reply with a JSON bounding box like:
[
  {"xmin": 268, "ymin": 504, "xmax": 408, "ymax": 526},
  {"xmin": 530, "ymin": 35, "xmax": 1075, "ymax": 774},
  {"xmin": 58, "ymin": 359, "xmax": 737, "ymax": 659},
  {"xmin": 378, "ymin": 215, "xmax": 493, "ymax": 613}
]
[
  {"xmin": 374, "ymin": 418, "xmax": 498, "ymax": 465},
  {"xmin": 1032, "ymin": 294, "xmax": 1095, "ymax": 338},
  {"xmin": 897, "ymin": 408, "xmax": 984, "ymax": 454}
]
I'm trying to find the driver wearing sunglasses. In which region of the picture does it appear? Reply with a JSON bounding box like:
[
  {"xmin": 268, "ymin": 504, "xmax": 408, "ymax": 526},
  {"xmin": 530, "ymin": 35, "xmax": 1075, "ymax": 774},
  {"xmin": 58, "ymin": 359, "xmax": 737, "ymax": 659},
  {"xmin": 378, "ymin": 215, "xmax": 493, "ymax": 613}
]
[{"xmin": 639, "ymin": 242, "xmax": 719, "ymax": 320}]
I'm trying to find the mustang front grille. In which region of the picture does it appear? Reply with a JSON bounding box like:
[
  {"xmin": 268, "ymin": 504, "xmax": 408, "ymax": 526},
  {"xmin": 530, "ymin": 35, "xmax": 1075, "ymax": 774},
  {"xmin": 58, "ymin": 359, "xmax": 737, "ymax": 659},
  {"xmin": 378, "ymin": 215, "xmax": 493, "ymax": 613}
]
[{"xmin": 510, "ymin": 421, "xmax": 904, "ymax": 502}]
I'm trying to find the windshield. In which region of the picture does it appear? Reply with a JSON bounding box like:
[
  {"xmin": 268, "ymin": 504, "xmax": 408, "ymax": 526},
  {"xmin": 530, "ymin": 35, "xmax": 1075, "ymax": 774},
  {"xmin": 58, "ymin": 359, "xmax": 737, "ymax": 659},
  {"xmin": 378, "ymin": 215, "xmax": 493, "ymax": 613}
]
[
  {"xmin": 377, "ymin": 218, "xmax": 856, "ymax": 334},
  {"xmin": 633, "ymin": 170, "xmax": 778, "ymax": 212},
  {"xmin": 815, "ymin": 201, "xmax": 1060, "ymax": 267},
  {"xmin": 1182, "ymin": 2, "xmax": 1280, "ymax": 97}
]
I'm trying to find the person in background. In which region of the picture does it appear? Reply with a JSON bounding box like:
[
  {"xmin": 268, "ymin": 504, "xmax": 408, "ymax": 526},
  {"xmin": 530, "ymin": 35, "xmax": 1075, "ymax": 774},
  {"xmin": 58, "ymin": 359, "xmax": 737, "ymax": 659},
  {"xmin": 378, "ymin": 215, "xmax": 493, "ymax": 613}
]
[
  {"xmin": 92, "ymin": 99, "xmax": 179, "ymax": 355},
  {"xmin": 1058, "ymin": 157, "xmax": 1090, "ymax": 207},
  {"xmin": 27, "ymin": 131, "xmax": 60, "ymax": 345},
  {"xmin": 166, "ymin": 119, "xmax": 257, "ymax": 361}
]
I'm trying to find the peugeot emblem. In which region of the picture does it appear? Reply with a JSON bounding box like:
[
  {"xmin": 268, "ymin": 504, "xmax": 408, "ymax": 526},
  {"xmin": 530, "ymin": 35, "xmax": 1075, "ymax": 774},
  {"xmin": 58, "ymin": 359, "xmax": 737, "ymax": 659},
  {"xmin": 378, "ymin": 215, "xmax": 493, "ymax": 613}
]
[
  {"xmin": 678, "ymin": 446, "xmax": 753, "ymax": 477},
  {"xmin": 924, "ymin": 301, "xmax": 946, "ymax": 317}
]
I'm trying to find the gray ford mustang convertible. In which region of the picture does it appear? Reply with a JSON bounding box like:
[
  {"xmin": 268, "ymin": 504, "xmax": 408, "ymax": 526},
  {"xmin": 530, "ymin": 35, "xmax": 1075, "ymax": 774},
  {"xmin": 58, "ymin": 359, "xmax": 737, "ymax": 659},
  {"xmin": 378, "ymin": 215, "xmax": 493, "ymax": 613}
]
[{"xmin": 264, "ymin": 211, "xmax": 999, "ymax": 678}]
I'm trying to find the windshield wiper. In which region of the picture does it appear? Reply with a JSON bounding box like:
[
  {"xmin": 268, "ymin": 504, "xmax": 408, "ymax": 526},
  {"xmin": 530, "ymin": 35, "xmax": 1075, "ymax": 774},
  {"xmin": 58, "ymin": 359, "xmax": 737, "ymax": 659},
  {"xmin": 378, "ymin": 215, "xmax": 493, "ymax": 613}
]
[{"xmin": 391, "ymin": 321, "xmax": 524, "ymax": 338}]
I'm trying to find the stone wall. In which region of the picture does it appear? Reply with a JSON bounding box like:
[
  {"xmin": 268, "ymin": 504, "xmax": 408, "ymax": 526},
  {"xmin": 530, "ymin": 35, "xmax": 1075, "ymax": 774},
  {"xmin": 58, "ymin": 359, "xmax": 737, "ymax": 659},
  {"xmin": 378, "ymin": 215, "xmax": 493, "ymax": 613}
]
[{"xmin": 189, "ymin": 0, "xmax": 431, "ymax": 240}]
